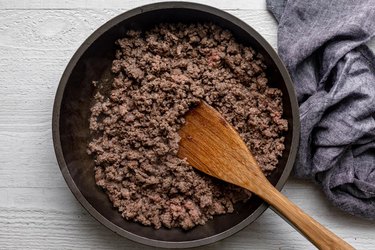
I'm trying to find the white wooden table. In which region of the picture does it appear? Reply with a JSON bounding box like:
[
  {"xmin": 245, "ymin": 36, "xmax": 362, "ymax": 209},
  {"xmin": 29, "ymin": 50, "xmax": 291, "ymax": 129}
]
[{"xmin": 1, "ymin": 0, "xmax": 374, "ymax": 249}]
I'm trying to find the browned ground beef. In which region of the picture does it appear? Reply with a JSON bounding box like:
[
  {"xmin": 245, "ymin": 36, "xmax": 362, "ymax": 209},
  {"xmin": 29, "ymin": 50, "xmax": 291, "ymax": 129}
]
[{"xmin": 87, "ymin": 23, "xmax": 288, "ymax": 230}]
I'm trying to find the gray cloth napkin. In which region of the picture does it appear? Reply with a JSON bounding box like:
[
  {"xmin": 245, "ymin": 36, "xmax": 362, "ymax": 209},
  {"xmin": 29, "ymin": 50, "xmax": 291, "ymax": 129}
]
[{"xmin": 266, "ymin": 0, "xmax": 375, "ymax": 218}]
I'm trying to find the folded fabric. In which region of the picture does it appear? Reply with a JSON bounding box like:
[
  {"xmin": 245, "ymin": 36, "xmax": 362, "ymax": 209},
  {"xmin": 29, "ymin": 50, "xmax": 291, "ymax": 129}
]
[{"xmin": 266, "ymin": 0, "xmax": 375, "ymax": 218}]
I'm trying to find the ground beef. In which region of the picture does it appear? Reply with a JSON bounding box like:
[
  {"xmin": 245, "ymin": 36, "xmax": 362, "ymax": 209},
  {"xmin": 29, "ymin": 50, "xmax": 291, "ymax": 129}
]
[{"xmin": 87, "ymin": 23, "xmax": 288, "ymax": 230}]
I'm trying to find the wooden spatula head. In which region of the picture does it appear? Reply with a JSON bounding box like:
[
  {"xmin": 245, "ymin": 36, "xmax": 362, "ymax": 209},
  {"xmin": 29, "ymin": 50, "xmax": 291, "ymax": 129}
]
[{"xmin": 177, "ymin": 101, "xmax": 267, "ymax": 192}]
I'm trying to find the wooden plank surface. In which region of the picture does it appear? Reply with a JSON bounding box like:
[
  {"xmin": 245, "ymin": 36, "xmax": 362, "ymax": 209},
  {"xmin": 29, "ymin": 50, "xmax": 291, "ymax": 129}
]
[
  {"xmin": 0, "ymin": 2, "xmax": 374, "ymax": 249},
  {"xmin": 0, "ymin": 0, "xmax": 266, "ymax": 10}
]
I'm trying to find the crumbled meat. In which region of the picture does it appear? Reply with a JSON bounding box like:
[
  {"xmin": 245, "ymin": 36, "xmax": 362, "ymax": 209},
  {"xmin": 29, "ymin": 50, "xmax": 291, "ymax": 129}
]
[{"xmin": 88, "ymin": 23, "xmax": 288, "ymax": 230}]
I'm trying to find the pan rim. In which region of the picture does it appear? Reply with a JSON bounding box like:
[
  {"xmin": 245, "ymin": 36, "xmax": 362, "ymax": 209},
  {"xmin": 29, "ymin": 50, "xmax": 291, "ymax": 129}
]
[{"xmin": 52, "ymin": 1, "xmax": 300, "ymax": 248}]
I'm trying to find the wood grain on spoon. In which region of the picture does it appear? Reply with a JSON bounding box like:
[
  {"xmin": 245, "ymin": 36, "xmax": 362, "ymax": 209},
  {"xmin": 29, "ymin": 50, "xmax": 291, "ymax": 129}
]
[{"xmin": 177, "ymin": 102, "xmax": 354, "ymax": 250}]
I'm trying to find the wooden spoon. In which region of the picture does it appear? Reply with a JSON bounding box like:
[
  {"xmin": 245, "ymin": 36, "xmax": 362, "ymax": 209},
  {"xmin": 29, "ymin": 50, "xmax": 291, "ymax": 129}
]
[{"xmin": 177, "ymin": 102, "xmax": 354, "ymax": 250}]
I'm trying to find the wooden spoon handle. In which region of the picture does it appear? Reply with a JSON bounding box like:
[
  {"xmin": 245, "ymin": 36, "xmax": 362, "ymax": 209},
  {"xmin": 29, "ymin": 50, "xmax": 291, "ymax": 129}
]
[{"xmin": 253, "ymin": 182, "xmax": 354, "ymax": 250}]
